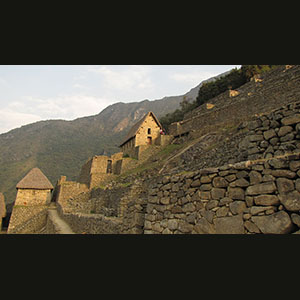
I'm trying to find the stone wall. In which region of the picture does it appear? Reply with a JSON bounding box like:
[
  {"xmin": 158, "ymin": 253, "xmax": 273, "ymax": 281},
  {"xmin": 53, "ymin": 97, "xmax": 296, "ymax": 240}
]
[
  {"xmin": 145, "ymin": 154, "xmax": 300, "ymax": 234},
  {"xmin": 56, "ymin": 177, "xmax": 148, "ymax": 234},
  {"xmin": 0, "ymin": 193, "xmax": 6, "ymax": 230},
  {"xmin": 7, "ymin": 188, "xmax": 52, "ymax": 233},
  {"xmin": 7, "ymin": 206, "xmax": 48, "ymax": 233},
  {"xmin": 169, "ymin": 65, "xmax": 300, "ymax": 139},
  {"xmin": 173, "ymin": 99, "xmax": 300, "ymax": 174}
]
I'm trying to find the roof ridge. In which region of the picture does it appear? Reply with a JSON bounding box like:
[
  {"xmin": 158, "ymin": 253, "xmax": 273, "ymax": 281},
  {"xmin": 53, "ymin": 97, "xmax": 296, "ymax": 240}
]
[{"xmin": 16, "ymin": 167, "xmax": 54, "ymax": 190}]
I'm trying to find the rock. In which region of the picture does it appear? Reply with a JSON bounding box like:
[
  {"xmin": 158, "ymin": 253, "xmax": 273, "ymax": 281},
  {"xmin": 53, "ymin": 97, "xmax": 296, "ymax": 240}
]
[
  {"xmin": 244, "ymin": 220, "xmax": 261, "ymax": 233},
  {"xmin": 245, "ymin": 196, "xmax": 254, "ymax": 207},
  {"xmin": 171, "ymin": 206, "xmax": 182, "ymax": 214},
  {"xmin": 270, "ymin": 170, "xmax": 296, "ymax": 179},
  {"xmin": 251, "ymin": 211, "xmax": 293, "ymax": 234},
  {"xmin": 178, "ymin": 220, "xmax": 193, "ymax": 233},
  {"xmin": 268, "ymin": 158, "xmax": 289, "ymax": 169},
  {"xmin": 246, "ymin": 182, "xmax": 277, "ymax": 195},
  {"xmin": 225, "ymin": 174, "xmax": 236, "ymax": 182},
  {"xmin": 212, "ymin": 177, "xmax": 228, "ymax": 188},
  {"xmin": 281, "ymin": 114, "xmax": 300, "ymax": 126},
  {"xmin": 211, "ymin": 188, "xmax": 226, "ymax": 200},
  {"xmin": 200, "ymin": 210, "xmax": 214, "ymax": 223},
  {"xmin": 295, "ymin": 178, "xmax": 300, "ymax": 192},
  {"xmin": 278, "ymin": 126, "xmax": 293, "ymax": 137},
  {"xmin": 182, "ymin": 203, "xmax": 195, "ymax": 213},
  {"xmin": 194, "ymin": 218, "xmax": 215, "ymax": 234},
  {"xmin": 161, "ymin": 183, "xmax": 172, "ymax": 191},
  {"xmin": 199, "ymin": 191, "xmax": 211, "ymax": 200},
  {"xmin": 160, "ymin": 197, "xmax": 170, "ymax": 205},
  {"xmin": 236, "ymin": 170, "xmax": 248, "ymax": 179},
  {"xmin": 289, "ymin": 160, "xmax": 300, "ymax": 172},
  {"xmin": 248, "ymin": 119, "xmax": 262, "ymax": 130},
  {"xmin": 278, "ymin": 190, "xmax": 300, "ymax": 211},
  {"xmin": 249, "ymin": 170, "xmax": 262, "ymax": 185},
  {"xmin": 190, "ymin": 179, "xmax": 201, "ymax": 188},
  {"xmin": 219, "ymin": 197, "xmax": 233, "ymax": 206},
  {"xmin": 227, "ymin": 187, "xmax": 245, "ymax": 200},
  {"xmin": 229, "ymin": 201, "xmax": 247, "ymax": 215},
  {"xmin": 162, "ymin": 228, "xmax": 172, "ymax": 234},
  {"xmin": 200, "ymin": 176, "xmax": 211, "ymax": 183},
  {"xmin": 216, "ymin": 206, "xmax": 229, "ymax": 217},
  {"xmin": 206, "ymin": 200, "xmax": 219, "ymax": 210},
  {"xmin": 235, "ymin": 178, "xmax": 250, "ymax": 187},
  {"xmin": 254, "ymin": 194, "xmax": 280, "ymax": 206},
  {"xmin": 291, "ymin": 213, "xmax": 300, "ymax": 227},
  {"xmin": 199, "ymin": 184, "xmax": 212, "ymax": 191},
  {"xmin": 269, "ymin": 137, "xmax": 279, "ymax": 145},
  {"xmin": 215, "ymin": 215, "xmax": 244, "ymax": 234},
  {"xmin": 250, "ymin": 206, "xmax": 274, "ymax": 215},
  {"xmin": 280, "ymin": 132, "xmax": 294, "ymax": 142},
  {"xmin": 276, "ymin": 178, "xmax": 294, "ymax": 194},
  {"xmin": 263, "ymin": 129, "xmax": 277, "ymax": 140},
  {"xmin": 167, "ymin": 219, "xmax": 178, "ymax": 230},
  {"xmin": 172, "ymin": 183, "xmax": 180, "ymax": 192}
]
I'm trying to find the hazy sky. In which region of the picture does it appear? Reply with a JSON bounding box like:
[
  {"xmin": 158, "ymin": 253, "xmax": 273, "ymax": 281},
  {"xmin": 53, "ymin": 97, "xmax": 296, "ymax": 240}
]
[{"xmin": 0, "ymin": 65, "xmax": 240, "ymax": 134}]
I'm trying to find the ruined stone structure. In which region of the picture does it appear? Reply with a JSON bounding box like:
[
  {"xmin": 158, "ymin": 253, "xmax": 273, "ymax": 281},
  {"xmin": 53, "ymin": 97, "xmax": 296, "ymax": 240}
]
[
  {"xmin": 7, "ymin": 65, "xmax": 300, "ymax": 234},
  {"xmin": 7, "ymin": 168, "xmax": 53, "ymax": 233},
  {"xmin": 170, "ymin": 65, "xmax": 300, "ymax": 140},
  {"xmin": 0, "ymin": 192, "xmax": 6, "ymax": 230},
  {"xmin": 119, "ymin": 111, "xmax": 164, "ymax": 159}
]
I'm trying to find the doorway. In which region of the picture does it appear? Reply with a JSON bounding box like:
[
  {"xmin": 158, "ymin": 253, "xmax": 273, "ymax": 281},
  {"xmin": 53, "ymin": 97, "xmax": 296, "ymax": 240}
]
[{"xmin": 147, "ymin": 137, "xmax": 152, "ymax": 145}]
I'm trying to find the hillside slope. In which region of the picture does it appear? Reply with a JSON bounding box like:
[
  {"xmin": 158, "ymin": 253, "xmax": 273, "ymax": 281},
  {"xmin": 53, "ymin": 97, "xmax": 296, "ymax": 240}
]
[{"xmin": 0, "ymin": 77, "xmax": 212, "ymax": 205}]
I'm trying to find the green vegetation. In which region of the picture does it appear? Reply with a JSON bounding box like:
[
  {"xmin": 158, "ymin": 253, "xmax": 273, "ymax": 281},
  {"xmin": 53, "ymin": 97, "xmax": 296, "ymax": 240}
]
[{"xmin": 159, "ymin": 65, "xmax": 279, "ymax": 130}]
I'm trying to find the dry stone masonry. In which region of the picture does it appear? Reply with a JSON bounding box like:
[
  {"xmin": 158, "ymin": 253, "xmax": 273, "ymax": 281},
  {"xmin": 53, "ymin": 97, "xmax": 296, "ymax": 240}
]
[{"xmin": 145, "ymin": 154, "xmax": 300, "ymax": 234}]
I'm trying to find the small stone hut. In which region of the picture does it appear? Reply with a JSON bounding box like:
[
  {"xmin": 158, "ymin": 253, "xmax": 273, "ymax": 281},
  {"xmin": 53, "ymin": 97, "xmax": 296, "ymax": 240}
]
[
  {"xmin": 7, "ymin": 167, "xmax": 54, "ymax": 233},
  {"xmin": 119, "ymin": 111, "xmax": 163, "ymax": 157}
]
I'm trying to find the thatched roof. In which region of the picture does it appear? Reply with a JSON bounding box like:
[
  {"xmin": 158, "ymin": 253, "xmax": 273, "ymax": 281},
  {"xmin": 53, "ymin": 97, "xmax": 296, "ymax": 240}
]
[
  {"xmin": 16, "ymin": 168, "xmax": 54, "ymax": 190},
  {"xmin": 119, "ymin": 111, "xmax": 162, "ymax": 147}
]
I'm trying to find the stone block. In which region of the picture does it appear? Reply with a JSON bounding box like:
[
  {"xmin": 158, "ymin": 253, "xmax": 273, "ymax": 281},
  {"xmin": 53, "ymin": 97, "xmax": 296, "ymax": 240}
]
[
  {"xmin": 194, "ymin": 218, "xmax": 215, "ymax": 234},
  {"xmin": 244, "ymin": 220, "xmax": 261, "ymax": 233},
  {"xmin": 199, "ymin": 184, "xmax": 212, "ymax": 191},
  {"xmin": 215, "ymin": 215, "xmax": 244, "ymax": 234},
  {"xmin": 281, "ymin": 114, "xmax": 300, "ymax": 126},
  {"xmin": 251, "ymin": 211, "xmax": 293, "ymax": 234},
  {"xmin": 278, "ymin": 126, "xmax": 293, "ymax": 137},
  {"xmin": 246, "ymin": 182, "xmax": 277, "ymax": 195},
  {"xmin": 263, "ymin": 129, "xmax": 277, "ymax": 140},
  {"xmin": 278, "ymin": 190, "xmax": 300, "ymax": 212},
  {"xmin": 229, "ymin": 201, "xmax": 247, "ymax": 215},
  {"xmin": 249, "ymin": 170, "xmax": 263, "ymax": 185},
  {"xmin": 254, "ymin": 194, "xmax": 280, "ymax": 206},
  {"xmin": 227, "ymin": 187, "xmax": 245, "ymax": 200},
  {"xmin": 211, "ymin": 188, "xmax": 226, "ymax": 200},
  {"xmin": 206, "ymin": 200, "xmax": 219, "ymax": 210},
  {"xmin": 250, "ymin": 206, "xmax": 275, "ymax": 215},
  {"xmin": 212, "ymin": 177, "xmax": 228, "ymax": 188},
  {"xmin": 276, "ymin": 178, "xmax": 294, "ymax": 194}
]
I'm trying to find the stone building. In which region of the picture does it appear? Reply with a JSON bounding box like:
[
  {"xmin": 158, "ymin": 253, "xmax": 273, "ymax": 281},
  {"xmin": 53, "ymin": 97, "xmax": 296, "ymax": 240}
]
[
  {"xmin": 7, "ymin": 167, "xmax": 54, "ymax": 233},
  {"xmin": 119, "ymin": 111, "xmax": 163, "ymax": 158},
  {"xmin": 78, "ymin": 152, "xmax": 124, "ymax": 189},
  {"xmin": 0, "ymin": 192, "xmax": 6, "ymax": 230}
]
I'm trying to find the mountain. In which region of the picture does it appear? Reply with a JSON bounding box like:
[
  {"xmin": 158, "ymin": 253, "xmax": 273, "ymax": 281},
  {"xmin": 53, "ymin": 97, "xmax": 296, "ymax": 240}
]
[{"xmin": 0, "ymin": 70, "xmax": 232, "ymax": 207}]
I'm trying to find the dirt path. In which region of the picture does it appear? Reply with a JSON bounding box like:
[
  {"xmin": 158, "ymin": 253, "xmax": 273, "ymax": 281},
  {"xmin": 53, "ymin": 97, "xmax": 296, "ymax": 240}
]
[{"xmin": 48, "ymin": 206, "xmax": 75, "ymax": 234}]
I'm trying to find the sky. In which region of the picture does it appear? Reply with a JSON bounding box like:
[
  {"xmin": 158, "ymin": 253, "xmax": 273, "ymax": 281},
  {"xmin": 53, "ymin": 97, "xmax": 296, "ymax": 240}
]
[{"xmin": 0, "ymin": 65, "xmax": 240, "ymax": 134}]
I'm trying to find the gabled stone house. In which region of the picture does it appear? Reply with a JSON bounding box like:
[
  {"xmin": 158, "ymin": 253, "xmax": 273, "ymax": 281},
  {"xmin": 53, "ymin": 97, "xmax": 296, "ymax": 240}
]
[{"xmin": 119, "ymin": 111, "xmax": 163, "ymax": 158}]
